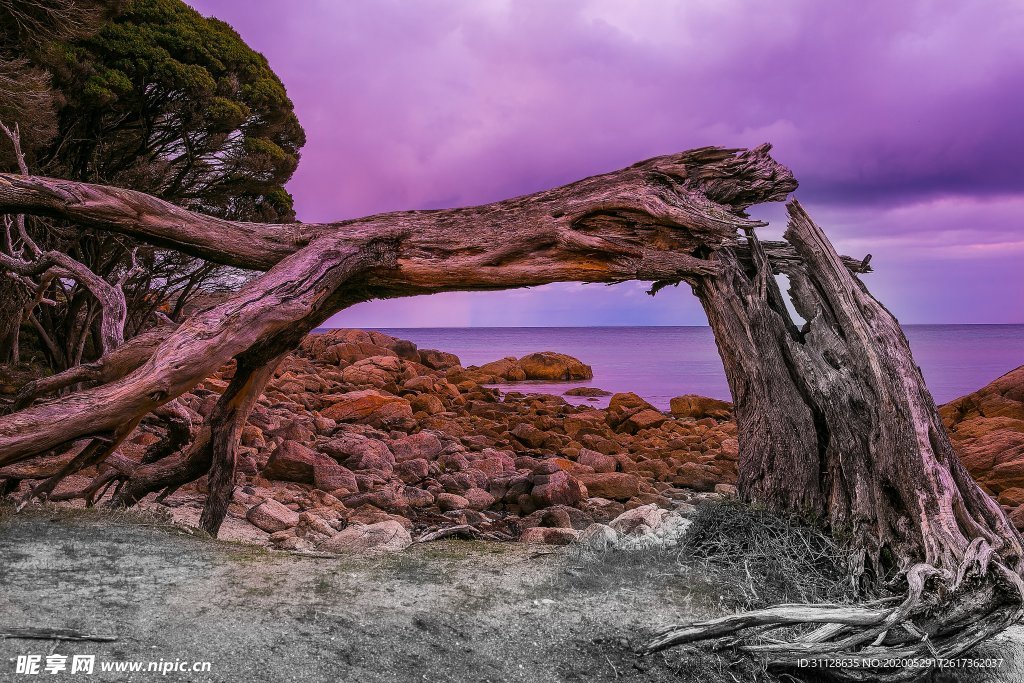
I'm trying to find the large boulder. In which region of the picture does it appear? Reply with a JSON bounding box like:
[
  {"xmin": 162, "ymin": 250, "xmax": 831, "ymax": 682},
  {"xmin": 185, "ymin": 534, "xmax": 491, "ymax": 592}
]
[
  {"xmin": 577, "ymin": 448, "xmax": 618, "ymax": 473},
  {"xmin": 246, "ymin": 499, "xmax": 300, "ymax": 533},
  {"xmin": 509, "ymin": 422, "xmax": 549, "ymax": 449},
  {"xmin": 261, "ymin": 440, "xmax": 322, "ymax": 484},
  {"xmin": 396, "ymin": 458, "xmax": 430, "ymax": 483},
  {"xmin": 447, "ymin": 352, "xmax": 591, "ymax": 384},
  {"xmin": 262, "ymin": 440, "xmax": 358, "ymax": 492},
  {"xmin": 619, "ymin": 409, "xmax": 668, "ymax": 434},
  {"xmin": 531, "ymin": 470, "xmax": 587, "ymax": 507},
  {"xmin": 576, "ymin": 472, "xmax": 642, "ymax": 501},
  {"xmin": 300, "ymin": 328, "xmax": 408, "ymax": 364},
  {"xmin": 671, "ymin": 461, "xmax": 721, "ymax": 492},
  {"xmin": 562, "ymin": 411, "xmax": 610, "ymax": 439},
  {"xmin": 319, "ymin": 520, "xmax": 412, "ymax": 553},
  {"xmin": 321, "ymin": 390, "xmax": 414, "ymax": 429},
  {"xmin": 330, "ymin": 343, "xmax": 398, "ymax": 365},
  {"xmin": 341, "ymin": 355, "xmax": 423, "ymax": 388},
  {"xmin": 517, "ymin": 352, "xmax": 593, "ymax": 381},
  {"xmin": 313, "ymin": 461, "xmax": 359, "ymax": 494},
  {"xmin": 463, "ymin": 487, "xmax": 497, "ymax": 511},
  {"xmin": 437, "ymin": 492, "xmax": 470, "ymax": 512},
  {"xmin": 449, "ymin": 357, "xmax": 524, "ymax": 384},
  {"xmin": 321, "ymin": 433, "xmax": 396, "ymax": 475},
  {"xmin": 609, "ymin": 504, "xmax": 667, "ymax": 535},
  {"xmin": 669, "ymin": 394, "xmax": 733, "ymax": 420},
  {"xmin": 418, "ymin": 348, "xmax": 462, "ymax": 371},
  {"xmin": 410, "ymin": 394, "xmax": 445, "ymax": 415},
  {"xmin": 390, "ymin": 431, "xmax": 444, "ymax": 462},
  {"xmin": 941, "ymin": 365, "xmax": 1024, "ymax": 510},
  {"xmin": 605, "ymin": 392, "xmax": 658, "ymax": 431},
  {"xmin": 469, "ymin": 449, "xmax": 517, "ymax": 478},
  {"xmin": 342, "ymin": 486, "xmax": 409, "ymax": 514}
]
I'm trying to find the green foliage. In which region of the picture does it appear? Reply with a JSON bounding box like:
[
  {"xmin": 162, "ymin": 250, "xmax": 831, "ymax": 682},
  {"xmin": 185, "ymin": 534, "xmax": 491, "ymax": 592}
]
[
  {"xmin": 3, "ymin": 0, "xmax": 308, "ymax": 371},
  {"xmin": 0, "ymin": 1, "xmax": 116, "ymax": 159},
  {"xmin": 45, "ymin": 0, "xmax": 306, "ymax": 222}
]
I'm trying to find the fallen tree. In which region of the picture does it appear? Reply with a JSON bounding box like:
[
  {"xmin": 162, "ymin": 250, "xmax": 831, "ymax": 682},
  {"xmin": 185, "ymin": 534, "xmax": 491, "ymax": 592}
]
[{"xmin": 1, "ymin": 144, "xmax": 1021, "ymax": 679}]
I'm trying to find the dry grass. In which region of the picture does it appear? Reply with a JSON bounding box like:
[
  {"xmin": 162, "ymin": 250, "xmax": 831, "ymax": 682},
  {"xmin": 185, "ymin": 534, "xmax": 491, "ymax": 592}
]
[
  {"xmin": 562, "ymin": 501, "xmax": 860, "ymax": 681},
  {"xmin": 679, "ymin": 500, "xmax": 857, "ymax": 610},
  {"xmin": 569, "ymin": 500, "xmax": 857, "ymax": 614}
]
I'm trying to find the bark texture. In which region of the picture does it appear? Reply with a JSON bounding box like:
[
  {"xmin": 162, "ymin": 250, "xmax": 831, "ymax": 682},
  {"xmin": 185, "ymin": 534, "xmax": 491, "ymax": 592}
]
[
  {"xmin": 1, "ymin": 145, "xmax": 1021, "ymax": 678},
  {"xmin": 0, "ymin": 146, "xmax": 793, "ymax": 465},
  {"xmin": 649, "ymin": 202, "xmax": 1024, "ymax": 678}
]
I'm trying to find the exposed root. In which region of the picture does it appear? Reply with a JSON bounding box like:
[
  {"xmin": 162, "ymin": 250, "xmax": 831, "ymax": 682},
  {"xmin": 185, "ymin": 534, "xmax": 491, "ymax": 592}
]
[
  {"xmin": 15, "ymin": 420, "xmax": 139, "ymax": 510},
  {"xmin": 46, "ymin": 457, "xmax": 132, "ymax": 506},
  {"xmin": 642, "ymin": 556, "xmax": 1024, "ymax": 681}
]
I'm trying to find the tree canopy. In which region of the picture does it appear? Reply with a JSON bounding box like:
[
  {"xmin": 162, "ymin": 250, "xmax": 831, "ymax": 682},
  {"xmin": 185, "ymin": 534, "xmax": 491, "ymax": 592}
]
[
  {"xmin": 0, "ymin": 0, "xmax": 112, "ymax": 154},
  {"xmin": 1, "ymin": 0, "xmax": 306, "ymax": 371},
  {"xmin": 44, "ymin": 0, "xmax": 306, "ymax": 222}
]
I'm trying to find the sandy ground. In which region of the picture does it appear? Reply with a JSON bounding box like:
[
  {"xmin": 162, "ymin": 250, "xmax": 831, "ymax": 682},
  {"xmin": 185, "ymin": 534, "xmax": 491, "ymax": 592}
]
[{"xmin": 1, "ymin": 507, "xmax": 1022, "ymax": 683}]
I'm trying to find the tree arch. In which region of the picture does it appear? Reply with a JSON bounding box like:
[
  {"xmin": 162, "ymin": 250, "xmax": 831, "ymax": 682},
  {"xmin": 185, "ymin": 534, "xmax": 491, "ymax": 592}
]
[{"xmin": 1, "ymin": 144, "xmax": 1021, "ymax": 679}]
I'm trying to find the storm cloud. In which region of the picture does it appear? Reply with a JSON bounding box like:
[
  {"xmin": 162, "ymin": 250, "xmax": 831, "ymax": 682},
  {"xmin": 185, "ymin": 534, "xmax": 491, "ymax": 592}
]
[{"xmin": 188, "ymin": 0, "xmax": 1024, "ymax": 324}]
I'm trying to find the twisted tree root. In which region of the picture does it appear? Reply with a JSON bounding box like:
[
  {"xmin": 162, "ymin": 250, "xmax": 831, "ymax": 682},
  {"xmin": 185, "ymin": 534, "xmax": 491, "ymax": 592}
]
[{"xmin": 642, "ymin": 558, "xmax": 1024, "ymax": 681}]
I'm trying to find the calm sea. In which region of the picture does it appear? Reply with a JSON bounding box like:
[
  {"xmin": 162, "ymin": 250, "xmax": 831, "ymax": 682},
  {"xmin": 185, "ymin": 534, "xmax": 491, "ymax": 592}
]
[{"xmin": 338, "ymin": 325, "xmax": 1024, "ymax": 410}]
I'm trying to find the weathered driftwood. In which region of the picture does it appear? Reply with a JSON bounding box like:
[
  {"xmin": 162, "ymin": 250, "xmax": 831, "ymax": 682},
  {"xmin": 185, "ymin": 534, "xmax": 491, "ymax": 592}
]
[
  {"xmin": 1, "ymin": 144, "xmax": 1022, "ymax": 678},
  {"xmin": 0, "ymin": 145, "xmax": 792, "ymax": 467},
  {"xmin": 8, "ymin": 322, "xmax": 178, "ymax": 413}
]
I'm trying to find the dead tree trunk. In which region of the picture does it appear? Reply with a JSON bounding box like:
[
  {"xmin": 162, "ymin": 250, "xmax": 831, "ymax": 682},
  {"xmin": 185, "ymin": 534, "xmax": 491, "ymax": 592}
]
[
  {"xmin": 198, "ymin": 355, "xmax": 283, "ymax": 536},
  {"xmin": 0, "ymin": 146, "xmax": 789, "ymax": 466},
  {"xmin": 646, "ymin": 202, "xmax": 1024, "ymax": 677},
  {"xmin": 1, "ymin": 145, "xmax": 1021, "ymax": 677},
  {"xmin": 7, "ymin": 321, "xmax": 177, "ymax": 413}
]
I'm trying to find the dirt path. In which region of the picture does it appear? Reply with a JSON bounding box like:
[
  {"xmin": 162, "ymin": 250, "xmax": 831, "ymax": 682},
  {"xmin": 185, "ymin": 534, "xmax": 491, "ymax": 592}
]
[{"xmin": 1, "ymin": 508, "xmax": 1022, "ymax": 682}]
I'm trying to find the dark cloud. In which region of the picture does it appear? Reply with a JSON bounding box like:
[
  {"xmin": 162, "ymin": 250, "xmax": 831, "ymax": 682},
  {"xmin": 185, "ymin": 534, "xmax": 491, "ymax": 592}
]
[{"xmin": 188, "ymin": 0, "xmax": 1024, "ymax": 324}]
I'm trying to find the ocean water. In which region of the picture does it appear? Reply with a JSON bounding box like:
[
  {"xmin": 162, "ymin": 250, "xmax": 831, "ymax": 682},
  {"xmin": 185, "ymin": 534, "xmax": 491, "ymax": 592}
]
[{"xmin": 356, "ymin": 325, "xmax": 1024, "ymax": 410}]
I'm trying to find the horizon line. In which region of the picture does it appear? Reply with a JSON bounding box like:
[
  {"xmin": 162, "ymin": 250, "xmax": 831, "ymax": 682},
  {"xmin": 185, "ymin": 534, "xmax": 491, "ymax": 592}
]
[{"xmin": 316, "ymin": 322, "xmax": 1024, "ymax": 330}]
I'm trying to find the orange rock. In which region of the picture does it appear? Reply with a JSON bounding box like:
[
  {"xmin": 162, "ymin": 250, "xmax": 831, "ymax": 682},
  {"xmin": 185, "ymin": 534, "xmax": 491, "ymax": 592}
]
[
  {"xmin": 606, "ymin": 392, "xmax": 657, "ymax": 431},
  {"xmin": 620, "ymin": 408, "xmax": 668, "ymax": 434},
  {"xmin": 941, "ymin": 365, "xmax": 1024, "ymax": 505},
  {"xmin": 410, "ymin": 394, "xmax": 445, "ymax": 415},
  {"xmin": 531, "ymin": 470, "xmax": 587, "ymax": 507},
  {"xmin": 418, "ymin": 348, "xmax": 462, "ymax": 370},
  {"xmin": 576, "ymin": 472, "xmax": 642, "ymax": 501},
  {"xmin": 517, "ymin": 352, "xmax": 593, "ymax": 381},
  {"xmin": 669, "ymin": 394, "xmax": 733, "ymax": 420},
  {"xmin": 577, "ymin": 448, "xmax": 618, "ymax": 473},
  {"xmin": 321, "ymin": 390, "xmax": 413, "ymax": 429},
  {"xmin": 246, "ymin": 499, "xmax": 299, "ymax": 533},
  {"xmin": 390, "ymin": 431, "xmax": 444, "ymax": 462},
  {"xmin": 997, "ymin": 487, "xmax": 1024, "ymax": 507}
]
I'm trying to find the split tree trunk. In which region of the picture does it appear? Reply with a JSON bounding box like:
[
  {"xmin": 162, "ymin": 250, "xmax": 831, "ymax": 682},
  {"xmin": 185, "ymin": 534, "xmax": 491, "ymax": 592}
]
[
  {"xmin": 648, "ymin": 202, "xmax": 1024, "ymax": 677},
  {"xmin": 1, "ymin": 146, "xmax": 1022, "ymax": 677}
]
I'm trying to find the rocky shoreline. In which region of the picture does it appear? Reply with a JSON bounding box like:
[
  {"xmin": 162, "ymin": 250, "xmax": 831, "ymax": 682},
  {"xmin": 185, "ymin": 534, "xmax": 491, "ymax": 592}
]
[{"xmin": 9, "ymin": 328, "xmax": 1024, "ymax": 554}]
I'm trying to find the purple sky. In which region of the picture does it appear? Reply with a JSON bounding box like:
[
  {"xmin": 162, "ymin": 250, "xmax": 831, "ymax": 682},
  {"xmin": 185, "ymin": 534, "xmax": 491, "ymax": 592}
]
[{"xmin": 189, "ymin": 0, "xmax": 1023, "ymax": 326}]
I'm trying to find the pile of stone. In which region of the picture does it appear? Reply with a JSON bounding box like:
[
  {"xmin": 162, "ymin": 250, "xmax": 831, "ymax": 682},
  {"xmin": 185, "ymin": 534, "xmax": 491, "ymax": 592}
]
[{"xmin": 139, "ymin": 329, "xmax": 740, "ymax": 551}]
